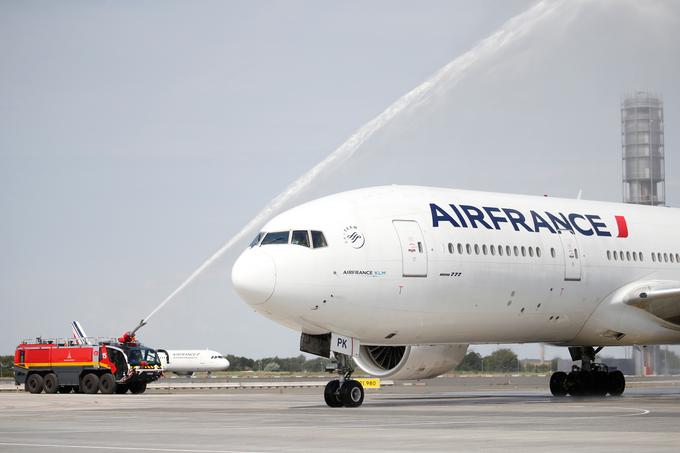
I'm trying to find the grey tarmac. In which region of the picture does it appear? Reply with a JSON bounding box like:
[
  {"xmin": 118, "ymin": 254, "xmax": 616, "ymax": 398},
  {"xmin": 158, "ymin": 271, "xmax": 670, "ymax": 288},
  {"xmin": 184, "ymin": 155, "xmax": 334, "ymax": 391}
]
[{"xmin": 1, "ymin": 376, "xmax": 680, "ymax": 452}]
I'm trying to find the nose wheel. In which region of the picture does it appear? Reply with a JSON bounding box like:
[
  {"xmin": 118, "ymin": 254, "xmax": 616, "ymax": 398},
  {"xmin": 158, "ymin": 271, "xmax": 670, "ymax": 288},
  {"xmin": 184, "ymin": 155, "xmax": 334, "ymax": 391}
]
[{"xmin": 324, "ymin": 353, "xmax": 365, "ymax": 407}]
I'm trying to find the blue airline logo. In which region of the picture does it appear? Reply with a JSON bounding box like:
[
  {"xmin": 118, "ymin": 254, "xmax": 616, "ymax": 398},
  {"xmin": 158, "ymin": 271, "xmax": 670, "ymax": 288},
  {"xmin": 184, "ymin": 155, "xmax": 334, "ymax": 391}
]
[{"xmin": 429, "ymin": 203, "xmax": 628, "ymax": 238}]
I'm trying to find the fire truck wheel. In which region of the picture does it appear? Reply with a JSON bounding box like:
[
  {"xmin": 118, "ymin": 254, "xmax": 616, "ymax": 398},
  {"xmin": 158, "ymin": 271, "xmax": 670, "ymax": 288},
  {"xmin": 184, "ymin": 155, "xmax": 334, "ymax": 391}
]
[
  {"xmin": 81, "ymin": 373, "xmax": 100, "ymax": 394},
  {"xmin": 99, "ymin": 373, "xmax": 116, "ymax": 394},
  {"xmin": 26, "ymin": 374, "xmax": 44, "ymax": 394},
  {"xmin": 129, "ymin": 381, "xmax": 147, "ymax": 394},
  {"xmin": 115, "ymin": 384, "xmax": 129, "ymax": 394},
  {"xmin": 58, "ymin": 386, "xmax": 73, "ymax": 394},
  {"xmin": 43, "ymin": 373, "xmax": 59, "ymax": 394}
]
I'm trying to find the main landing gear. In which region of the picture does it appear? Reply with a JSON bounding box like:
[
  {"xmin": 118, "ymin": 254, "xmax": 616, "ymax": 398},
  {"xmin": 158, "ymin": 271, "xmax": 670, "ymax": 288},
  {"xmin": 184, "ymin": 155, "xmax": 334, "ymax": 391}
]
[
  {"xmin": 549, "ymin": 346, "xmax": 625, "ymax": 397},
  {"xmin": 324, "ymin": 353, "xmax": 364, "ymax": 408}
]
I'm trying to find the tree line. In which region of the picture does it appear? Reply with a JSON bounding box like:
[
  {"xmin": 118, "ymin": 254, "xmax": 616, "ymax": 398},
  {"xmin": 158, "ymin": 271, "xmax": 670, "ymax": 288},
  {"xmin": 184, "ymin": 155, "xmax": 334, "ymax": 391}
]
[
  {"xmin": 224, "ymin": 349, "xmax": 547, "ymax": 373},
  {"xmin": 5, "ymin": 349, "xmax": 680, "ymax": 375},
  {"xmin": 0, "ymin": 355, "xmax": 13, "ymax": 378}
]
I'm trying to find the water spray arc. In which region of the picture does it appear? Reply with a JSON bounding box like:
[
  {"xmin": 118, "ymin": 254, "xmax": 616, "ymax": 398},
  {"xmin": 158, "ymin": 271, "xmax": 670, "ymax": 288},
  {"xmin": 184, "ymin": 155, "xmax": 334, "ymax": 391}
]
[{"xmin": 130, "ymin": 0, "xmax": 567, "ymax": 335}]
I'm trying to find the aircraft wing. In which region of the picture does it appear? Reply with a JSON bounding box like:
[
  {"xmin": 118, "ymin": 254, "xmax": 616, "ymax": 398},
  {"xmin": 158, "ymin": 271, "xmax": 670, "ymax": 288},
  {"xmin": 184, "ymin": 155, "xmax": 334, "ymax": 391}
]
[{"xmin": 623, "ymin": 281, "xmax": 680, "ymax": 326}]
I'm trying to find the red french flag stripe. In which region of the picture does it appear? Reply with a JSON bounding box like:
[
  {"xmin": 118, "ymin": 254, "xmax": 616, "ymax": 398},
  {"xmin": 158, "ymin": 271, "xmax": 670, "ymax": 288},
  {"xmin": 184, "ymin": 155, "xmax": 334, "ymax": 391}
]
[{"xmin": 615, "ymin": 216, "xmax": 628, "ymax": 238}]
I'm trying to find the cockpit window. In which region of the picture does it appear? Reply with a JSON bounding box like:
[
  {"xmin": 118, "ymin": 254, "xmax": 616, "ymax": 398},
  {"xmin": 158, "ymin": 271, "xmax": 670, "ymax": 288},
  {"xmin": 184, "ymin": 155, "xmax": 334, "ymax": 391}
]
[
  {"xmin": 249, "ymin": 232, "xmax": 264, "ymax": 248},
  {"xmin": 261, "ymin": 231, "xmax": 290, "ymax": 245},
  {"xmin": 291, "ymin": 230, "xmax": 310, "ymax": 247},
  {"xmin": 311, "ymin": 231, "xmax": 327, "ymax": 248}
]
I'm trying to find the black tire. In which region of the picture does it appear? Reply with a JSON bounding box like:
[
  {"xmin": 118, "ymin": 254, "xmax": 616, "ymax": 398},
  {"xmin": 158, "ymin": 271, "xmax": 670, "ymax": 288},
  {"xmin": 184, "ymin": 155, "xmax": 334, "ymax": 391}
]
[
  {"xmin": 340, "ymin": 380, "xmax": 364, "ymax": 408},
  {"xmin": 26, "ymin": 374, "xmax": 44, "ymax": 394},
  {"xmin": 324, "ymin": 380, "xmax": 343, "ymax": 407},
  {"xmin": 549, "ymin": 371, "xmax": 568, "ymax": 397},
  {"xmin": 129, "ymin": 381, "xmax": 147, "ymax": 394},
  {"xmin": 43, "ymin": 373, "xmax": 59, "ymax": 394},
  {"xmin": 607, "ymin": 370, "xmax": 625, "ymax": 396},
  {"xmin": 566, "ymin": 371, "xmax": 587, "ymax": 397},
  {"xmin": 81, "ymin": 373, "xmax": 100, "ymax": 394},
  {"xmin": 58, "ymin": 386, "xmax": 72, "ymax": 394},
  {"xmin": 592, "ymin": 371, "xmax": 609, "ymax": 397},
  {"xmin": 99, "ymin": 373, "xmax": 116, "ymax": 394},
  {"xmin": 115, "ymin": 384, "xmax": 129, "ymax": 394}
]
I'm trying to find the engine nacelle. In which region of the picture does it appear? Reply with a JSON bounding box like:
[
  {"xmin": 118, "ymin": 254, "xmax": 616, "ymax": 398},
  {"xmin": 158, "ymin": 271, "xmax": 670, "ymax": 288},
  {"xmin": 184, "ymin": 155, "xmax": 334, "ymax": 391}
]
[{"xmin": 353, "ymin": 344, "xmax": 468, "ymax": 380}]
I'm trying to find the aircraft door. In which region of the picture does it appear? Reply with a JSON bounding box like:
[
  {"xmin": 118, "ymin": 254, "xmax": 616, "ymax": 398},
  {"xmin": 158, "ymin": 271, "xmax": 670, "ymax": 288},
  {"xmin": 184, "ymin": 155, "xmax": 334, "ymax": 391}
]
[
  {"xmin": 393, "ymin": 220, "xmax": 428, "ymax": 277},
  {"xmin": 557, "ymin": 229, "xmax": 581, "ymax": 281}
]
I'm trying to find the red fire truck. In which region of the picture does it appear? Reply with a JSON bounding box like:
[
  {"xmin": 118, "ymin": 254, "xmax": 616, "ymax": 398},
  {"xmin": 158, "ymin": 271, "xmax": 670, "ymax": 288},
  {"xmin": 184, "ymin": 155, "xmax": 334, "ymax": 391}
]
[{"xmin": 13, "ymin": 332, "xmax": 163, "ymax": 394}]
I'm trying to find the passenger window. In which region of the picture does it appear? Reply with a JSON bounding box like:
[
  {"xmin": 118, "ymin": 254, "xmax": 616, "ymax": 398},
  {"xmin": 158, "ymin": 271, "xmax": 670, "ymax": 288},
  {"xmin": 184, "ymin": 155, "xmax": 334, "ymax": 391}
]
[
  {"xmin": 490, "ymin": 245, "xmax": 496, "ymax": 256},
  {"xmin": 498, "ymin": 245, "xmax": 504, "ymax": 256},
  {"xmin": 466, "ymin": 244, "xmax": 472, "ymax": 255},
  {"xmin": 671, "ymin": 254, "xmax": 676, "ymax": 263},
  {"xmin": 311, "ymin": 231, "xmax": 328, "ymax": 248},
  {"xmin": 639, "ymin": 252, "xmax": 644, "ymax": 262},
  {"xmin": 291, "ymin": 230, "xmax": 310, "ymax": 247},
  {"xmin": 457, "ymin": 243, "xmax": 464, "ymax": 254},
  {"xmin": 550, "ymin": 247, "xmax": 556, "ymax": 258},
  {"xmin": 474, "ymin": 244, "xmax": 480, "ymax": 255},
  {"xmin": 607, "ymin": 250, "xmax": 611, "ymax": 260},
  {"xmin": 261, "ymin": 231, "xmax": 290, "ymax": 245},
  {"xmin": 514, "ymin": 246, "xmax": 519, "ymax": 256},
  {"xmin": 448, "ymin": 243, "xmax": 454, "ymax": 254},
  {"xmin": 536, "ymin": 247, "xmax": 541, "ymax": 258},
  {"xmin": 521, "ymin": 246, "xmax": 526, "ymax": 257},
  {"xmin": 676, "ymin": 253, "xmax": 679, "ymax": 263},
  {"xmin": 528, "ymin": 247, "xmax": 534, "ymax": 258},
  {"xmin": 482, "ymin": 244, "xmax": 488, "ymax": 255},
  {"xmin": 652, "ymin": 253, "xmax": 656, "ymax": 262},
  {"xmin": 664, "ymin": 253, "xmax": 668, "ymax": 263},
  {"xmin": 418, "ymin": 242, "xmax": 423, "ymax": 253},
  {"xmin": 249, "ymin": 232, "xmax": 264, "ymax": 248},
  {"xmin": 633, "ymin": 252, "xmax": 637, "ymax": 262},
  {"xmin": 626, "ymin": 251, "xmax": 631, "ymax": 261}
]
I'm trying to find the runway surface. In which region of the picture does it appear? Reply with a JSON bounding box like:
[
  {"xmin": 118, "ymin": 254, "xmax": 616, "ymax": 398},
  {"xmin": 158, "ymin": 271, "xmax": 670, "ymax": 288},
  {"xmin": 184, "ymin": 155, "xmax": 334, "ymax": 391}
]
[{"xmin": 1, "ymin": 376, "xmax": 680, "ymax": 452}]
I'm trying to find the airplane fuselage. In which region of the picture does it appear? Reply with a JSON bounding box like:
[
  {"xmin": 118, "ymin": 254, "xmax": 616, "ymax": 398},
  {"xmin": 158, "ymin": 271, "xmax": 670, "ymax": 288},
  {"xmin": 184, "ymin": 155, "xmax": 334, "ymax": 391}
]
[
  {"xmin": 232, "ymin": 186, "xmax": 680, "ymax": 348},
  {"xmin": 157, "ymin": 349, "xmax": 230, "ymax": 374}
]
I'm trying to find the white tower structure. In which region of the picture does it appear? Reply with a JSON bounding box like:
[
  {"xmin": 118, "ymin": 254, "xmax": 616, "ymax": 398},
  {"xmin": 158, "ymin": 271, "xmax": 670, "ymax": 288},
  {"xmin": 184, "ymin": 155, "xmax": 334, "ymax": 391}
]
[{"xmin": 622, "ymin": 92, "xmax": 665, "ymax": 206}]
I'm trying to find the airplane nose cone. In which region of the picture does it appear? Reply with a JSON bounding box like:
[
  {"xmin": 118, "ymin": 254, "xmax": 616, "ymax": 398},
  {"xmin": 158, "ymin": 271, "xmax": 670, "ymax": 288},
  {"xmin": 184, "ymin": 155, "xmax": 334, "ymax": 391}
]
[{"xmin": 232, "ymin": 249, "xmax": 276, "ymax": 305}]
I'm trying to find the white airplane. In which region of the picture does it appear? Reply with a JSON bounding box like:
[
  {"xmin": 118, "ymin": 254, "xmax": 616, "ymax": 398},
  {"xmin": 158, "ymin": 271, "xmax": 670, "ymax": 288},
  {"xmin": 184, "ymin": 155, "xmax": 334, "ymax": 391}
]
[
  {"xmin": 232, "ymin": 185, "xmax": 680, "ymax": 407},
  {"xmin": 156, "ymin": 349, "xmax": 230, "ymax": 376}
]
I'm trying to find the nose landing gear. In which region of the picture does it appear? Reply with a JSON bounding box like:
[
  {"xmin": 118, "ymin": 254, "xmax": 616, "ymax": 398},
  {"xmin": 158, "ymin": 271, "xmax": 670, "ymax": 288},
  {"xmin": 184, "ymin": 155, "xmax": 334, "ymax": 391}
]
[
  {"xmin": 549, "ymin": 346, "xmax": 625, "ymax": 397},
  {"xmin": 324, "ymin": 353, "xmax": 365, "ymax": 408}
]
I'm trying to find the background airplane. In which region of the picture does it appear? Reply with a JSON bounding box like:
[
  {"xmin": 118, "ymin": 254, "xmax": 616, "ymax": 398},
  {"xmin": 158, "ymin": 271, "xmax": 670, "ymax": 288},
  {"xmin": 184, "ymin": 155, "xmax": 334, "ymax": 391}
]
[{"xmin": 156, "ymin": 349, "xmax": 230, "ymax": 376}]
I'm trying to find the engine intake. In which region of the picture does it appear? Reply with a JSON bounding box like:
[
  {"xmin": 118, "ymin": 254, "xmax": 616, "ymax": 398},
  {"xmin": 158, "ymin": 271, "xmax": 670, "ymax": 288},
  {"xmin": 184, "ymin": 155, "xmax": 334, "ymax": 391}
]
[{"xmin": 354, "ymin": 344, "xmax": 468, "ymax": 380}]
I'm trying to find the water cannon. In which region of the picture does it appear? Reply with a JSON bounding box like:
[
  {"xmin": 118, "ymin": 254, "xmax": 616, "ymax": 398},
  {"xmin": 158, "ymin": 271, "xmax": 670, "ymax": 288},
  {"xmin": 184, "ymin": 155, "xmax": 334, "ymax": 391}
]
[
  {"xmin": 129, "ymin": 319, "xmax": 147, "ymax": 337},
  {"xmin": 118, "ymin": 331, "xmax": 138, "ymax": 345}
]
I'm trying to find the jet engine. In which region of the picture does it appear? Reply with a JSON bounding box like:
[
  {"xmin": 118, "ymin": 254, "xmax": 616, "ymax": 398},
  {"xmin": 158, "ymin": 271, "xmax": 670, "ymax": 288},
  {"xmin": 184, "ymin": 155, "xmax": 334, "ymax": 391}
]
[{"xmin": 353, "ymin": 344, "xmax": 468, "ymax": 380}]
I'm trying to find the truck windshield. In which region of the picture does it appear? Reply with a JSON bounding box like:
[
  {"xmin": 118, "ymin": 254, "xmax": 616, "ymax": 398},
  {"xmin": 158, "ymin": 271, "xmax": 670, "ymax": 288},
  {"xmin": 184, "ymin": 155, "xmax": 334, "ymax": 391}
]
[{"xmin": 127, "ymin": 348, "xmax": 160, "ymax": 366}]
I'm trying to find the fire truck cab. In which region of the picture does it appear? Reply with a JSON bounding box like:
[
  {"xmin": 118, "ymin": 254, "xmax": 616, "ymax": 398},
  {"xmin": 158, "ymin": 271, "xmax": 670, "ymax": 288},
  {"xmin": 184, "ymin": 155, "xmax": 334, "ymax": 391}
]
[{"xmin": 14, "ymin": 333, "xmax": 163, "ymax": 394}]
